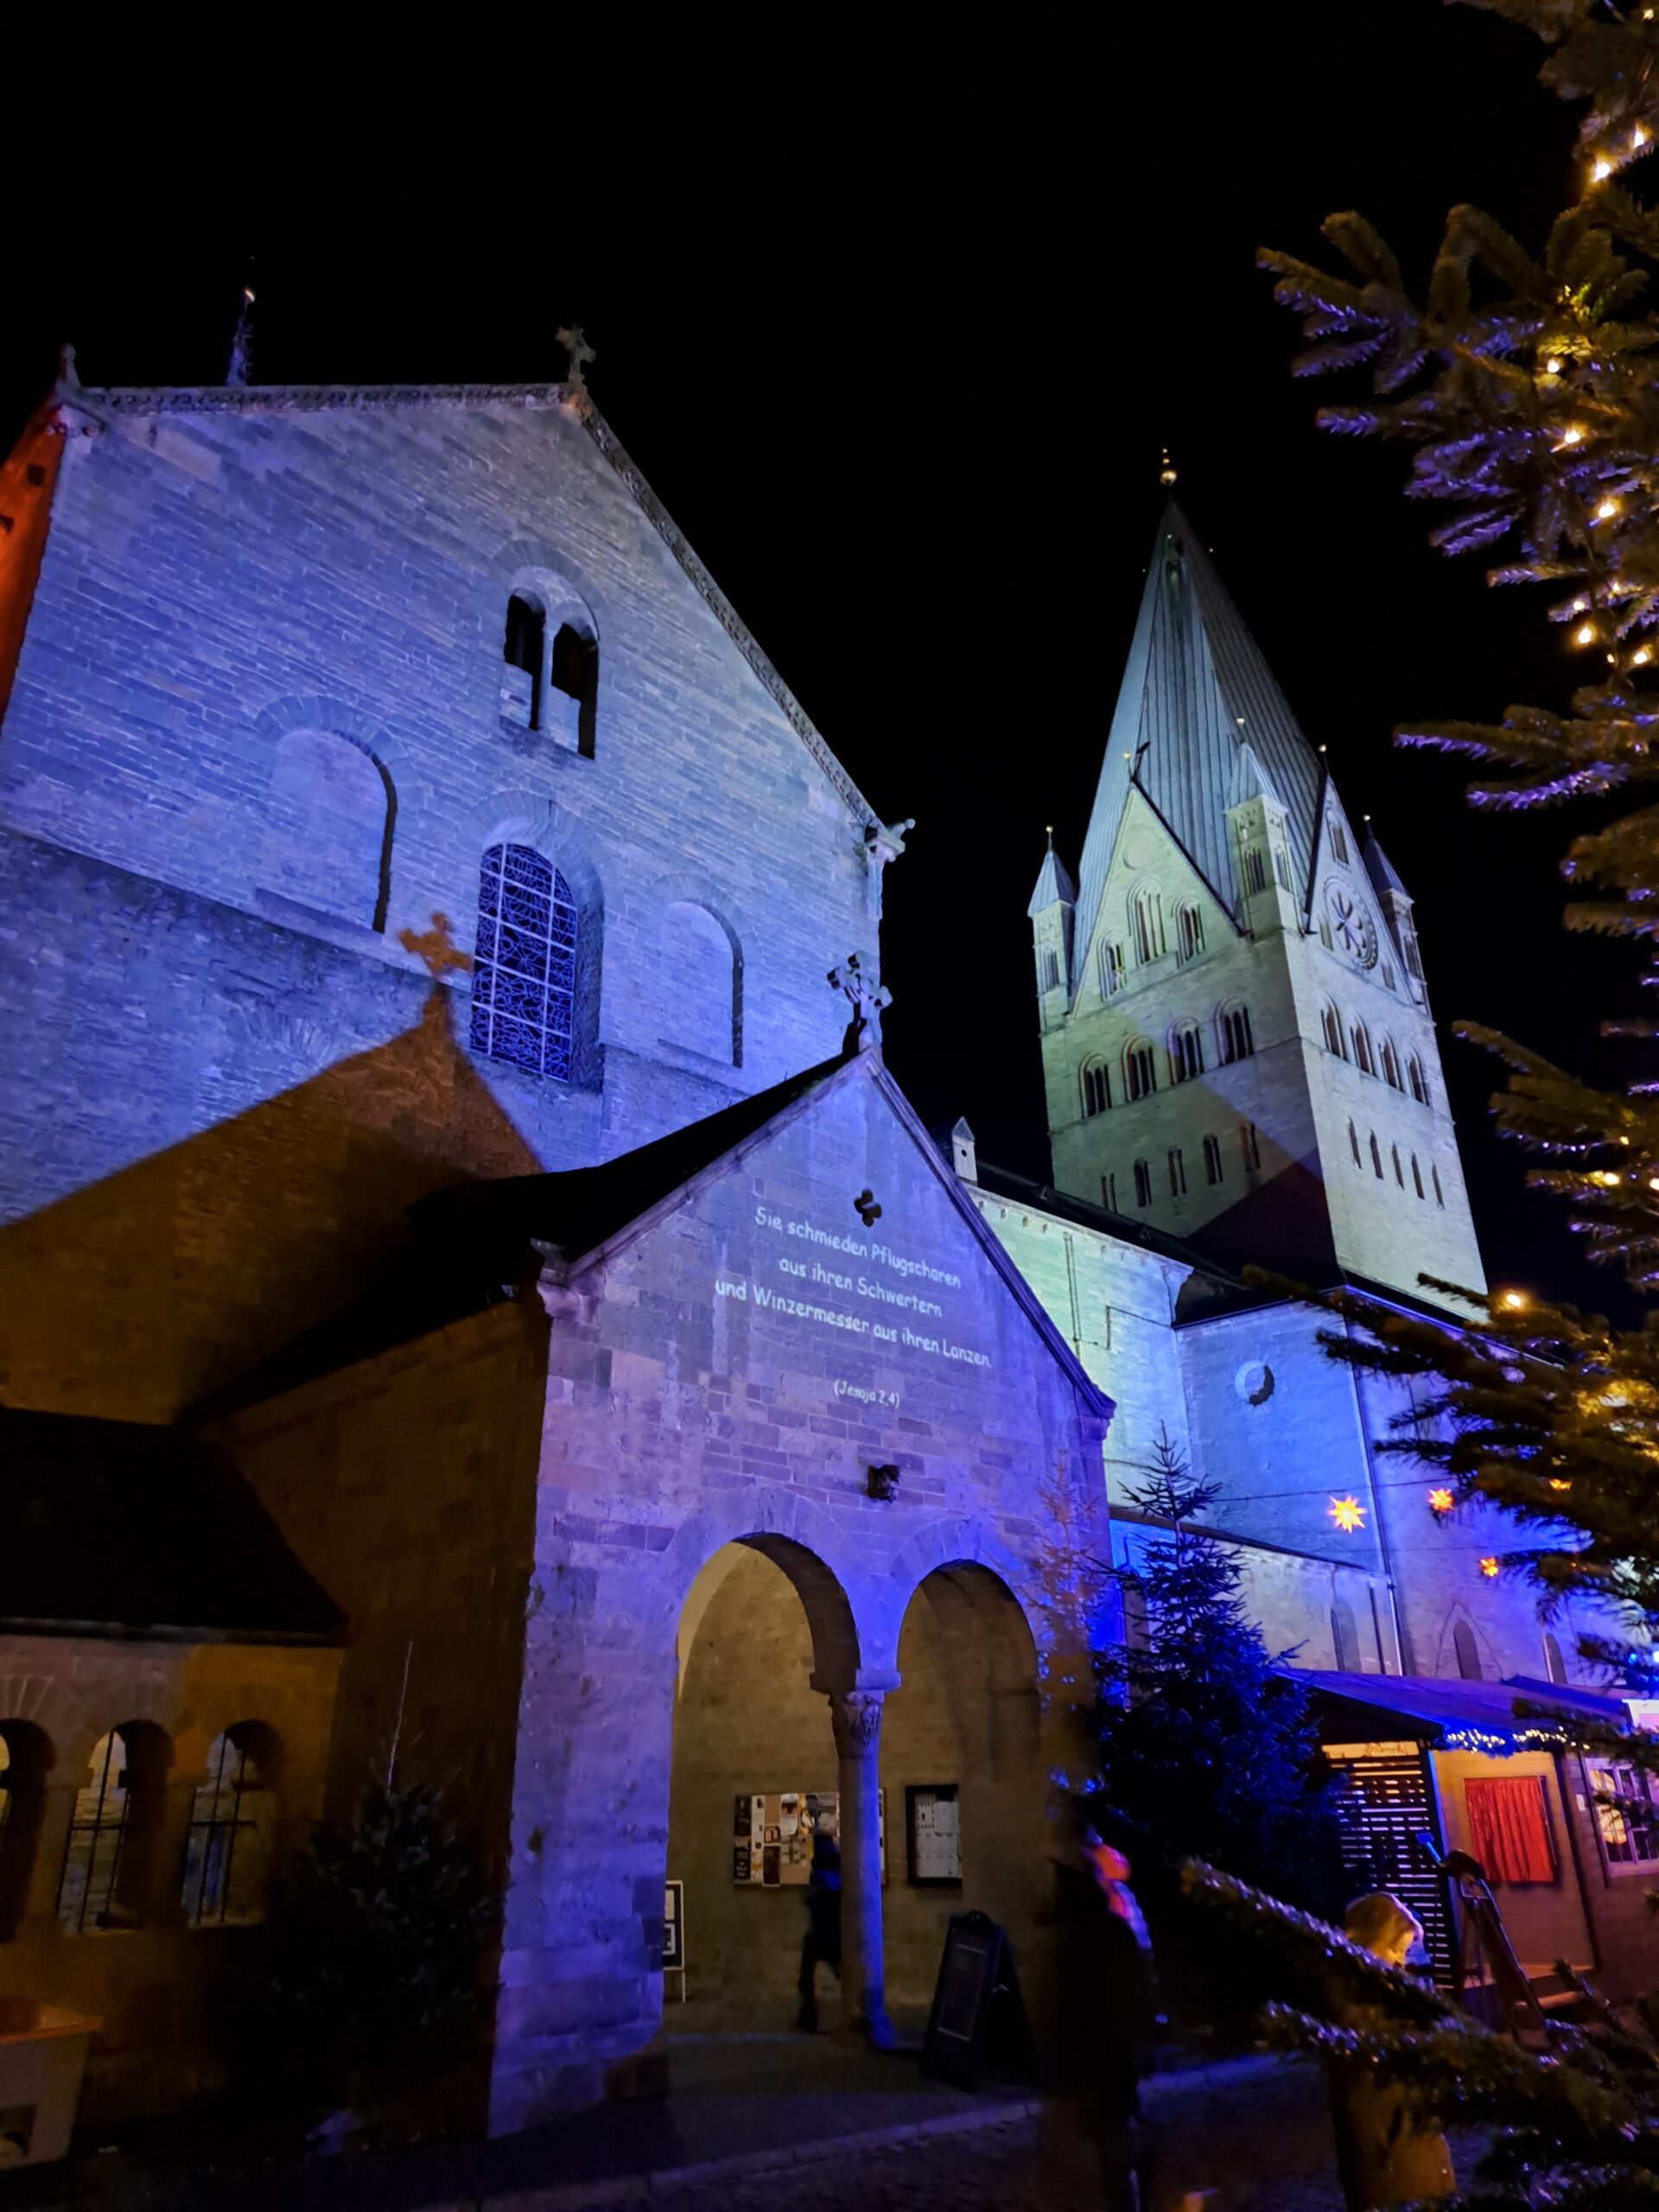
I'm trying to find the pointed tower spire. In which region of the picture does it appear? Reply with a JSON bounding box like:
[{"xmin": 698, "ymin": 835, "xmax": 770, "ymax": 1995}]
[
  {"xmin": 1027, "ymin": 826, "xmax": 1077, "ymax": 918},
  {"xmin": 226, "ymin": 283, "xmax": 256, "ymax": 389}
]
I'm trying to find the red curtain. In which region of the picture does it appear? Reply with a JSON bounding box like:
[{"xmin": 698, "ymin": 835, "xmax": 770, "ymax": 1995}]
[{"xmin": 1465, "ymin": 1776, "xmax": 1556, "ymax": 1885}]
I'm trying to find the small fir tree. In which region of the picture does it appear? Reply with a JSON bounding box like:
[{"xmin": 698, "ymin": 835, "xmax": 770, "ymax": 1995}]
[
  {"xmin": 257, "ymin": 1774, "xmax": 497, "ymax": 2137},
  {"xmin": 1096, "ymin": 1431, "xmax": 1344, "ymax": 1915}
]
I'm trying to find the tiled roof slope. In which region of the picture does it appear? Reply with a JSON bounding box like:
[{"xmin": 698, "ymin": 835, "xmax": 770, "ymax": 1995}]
[{"xmin": 1072, "ymin": 504, "xmax": 1325, "ymax": 998}]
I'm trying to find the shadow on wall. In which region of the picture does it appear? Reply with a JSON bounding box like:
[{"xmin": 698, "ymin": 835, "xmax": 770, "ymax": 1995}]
[{"xmin": 0, "ymin": 985, "xmax": 542, "ymax": 1425}]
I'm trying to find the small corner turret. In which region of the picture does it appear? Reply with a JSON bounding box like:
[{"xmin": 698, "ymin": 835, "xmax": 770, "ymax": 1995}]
[{"xmin": 1028, "ymin": 829, "xmax": 1076, "ymax": 1033}]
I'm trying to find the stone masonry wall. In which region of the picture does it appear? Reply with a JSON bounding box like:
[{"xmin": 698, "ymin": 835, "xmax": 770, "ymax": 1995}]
[{"xmin": 494, "ymin": 1056, "xmax": 1109, "ymax": 2132}]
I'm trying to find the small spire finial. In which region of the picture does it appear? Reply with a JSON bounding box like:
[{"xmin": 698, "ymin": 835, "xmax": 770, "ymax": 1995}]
[
  {"xmin": 226, "ymin": 281, "xmax": 256, "ymax": 389},
  {"xmin": 57, "ymin": 343, "xmax": 79, "ymax": 391},
  {"xmin": 1159, "ymin": 447, "xmax": 1178, "ymax": 487},
  {"xmin": 556, "ymin": 324, "xmax": 596, "ymax": 389}
]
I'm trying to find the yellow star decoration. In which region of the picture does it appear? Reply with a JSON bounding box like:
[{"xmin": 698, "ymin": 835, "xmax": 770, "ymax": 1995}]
[
  {"xmin": 1329, "ymin": 1496, "xmax": 1366, "ymax": 1534},
  {"xmin": 1427, "ymin": 1487, "xmax": 1455, "ymax": 1517},
  {"xmin": 1479, "ymin": 1556, "xmax": 1501, "ymax": 1579}
]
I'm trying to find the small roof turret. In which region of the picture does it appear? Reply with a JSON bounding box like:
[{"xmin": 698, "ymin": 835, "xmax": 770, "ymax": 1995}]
[{"xmin": 1027, "ymin": 829, "xmax": 1077, "ymax": 918}]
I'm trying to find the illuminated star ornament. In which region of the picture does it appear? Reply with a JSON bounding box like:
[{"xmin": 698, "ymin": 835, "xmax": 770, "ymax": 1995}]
[
  {"xmin": 1427, "ymin": 1487, "xmax": 1455, "ymax": 1518},
  {"xmin": 1479, "ymin": 1556, "xmax": 1501, "ymax": 1580},
  {"xmin": 1329, "ymin": 1496, "xmax": 1366, "ymax": 1534}
]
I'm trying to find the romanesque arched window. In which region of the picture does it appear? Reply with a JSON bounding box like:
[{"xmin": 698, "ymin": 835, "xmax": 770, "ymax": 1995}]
[
  {"xmin": 1203, "ymin": 1134, "xmax": 1223, "ymax": 1185},
  {"xmin": 1133, "ymin": 1159, "xmax": 1152, "ymax": 1207},
  {"xmin": 1169, "ymin": 1021, "xmax": 1204, "ymax": 1084},
  {"xmin": 470, "ymin": 843, "xmax": 577, "ymax": 1080},
  {"xmin": 1125, "ymin": 1040, "xmax": 1158, "ymax": 1102},
  {"xmin": 1321, "ymin": 1002, "xmax": 1346, "ymax": 1058},
  {"xmin": 1218, "ymin": 1004, "xmax": 1254, "ymax": 1065},
  {"xmin": 1351, "ymin": 1021, "xmax": 1375, "ymax": 1077},
  {"xmin": 1082, "ymin": 1060, "xmax": 1111, "ymax": 1118},
  {"xmin": 659, "ymin": 903, "xmax": 740, "ymax": 1065},
  {"xmin": 1380, "ymin": 1038, "xmax": 1402, "ymax": 1090},
  {"xmin": 1408, "ymin": 1055, "xmax": 1431, "ymax": 1106},
  {"xmin": 504, "ymin": 593, "xmax": 546, "ymax": 728},
  {"xmin": 1453, "ymin": 1621, "xmax": 1483, "ymax": 1681},
  {"xmin": 181, "ymin": 1726, "xmax": 279, "ymax": 1928},
  {"xmin": 501, "ymin": 577, "xmax": 600, "ymax": 755},
  {"xmin": 58, "ymin": 1725, "xmax": 168, "ymax": 1933},
  {"xmin": 0, "ymin": 1724, "xmax": 46, "ymax": 1941},
  {"xmin": 1175, "ymin": 904, "xmax": 1205, "ymax": 963},
  {"xmin": 1131, "ymin": 888, "xmax": 1165, "ymax": 965}
]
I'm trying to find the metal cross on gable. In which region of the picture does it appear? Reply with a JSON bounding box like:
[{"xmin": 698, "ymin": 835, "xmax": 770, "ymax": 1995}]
[{"xmin": 828, "ymin": 952, "xmax": 891, "ymax": 1054}]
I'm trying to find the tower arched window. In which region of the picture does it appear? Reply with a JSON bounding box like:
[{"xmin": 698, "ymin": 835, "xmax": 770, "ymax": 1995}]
[
  {"xmin": 1082, "ymin": 1060, "xmax": 1111, "ymax": 1118},
  {"xmin": 261, "ymin": 729, "xmax": 394, "ymax": 932},
  {"xmin": 1321, "ymin": 1002, "xmax": 1347, "ymax": 1058},
  {"xmin": 1169, "ymin": 1022, "xmax": 1204, "ymax": 1084},
  {"xmin": 1175, "ymin": 904, "xmax": 1205, "ymax": 963},
  {"xmin": 1203, "ymin": 1134, "xmax": 1223, "ymax": 1185},
  {"xmin": 1132, "ymin": 1159, "xmax": 1152, "ymax": 1207},
  {"xmin": 1432, "ymin": 1164, "xmax": 1445, "ymax": 1207},
  {"xmin": 1168, "ymin": 1146, "xmax": 1186, "ymax": 1197},
  {"xmin": 659, "ymin": 903, "xmax": 741, "ymax": 1065},
  {"xmin": 182, "ymin": 1727, "xmax": 279, "ymax": 1928},
  {"xmin": 1242, "ymin": 847, "xmax": 1268, "ymax": 897},
  {"xmin": 504, "ymin": 594, "xmax": 546, "ymax": 728},
  {"xmin": 1349, "ymin": 1120, "xmax": 1362, "ymax": 1167},
  {"xmin": 1392, "ymin": 1142, "xmax": 1404, "ymax": 1187},
  {"xmin": 1412, "ymin": 1153, "xmax": 1425, "ymax": 1199},
  {"xmin": 1453, "ymin": 1621, "xmax": 1484, "ymax": 1681},
  {"xmin": 1543, "ymin": 1630, "xmax": 1567, "ymax": 1686},
  {"xmin": 1370, "ymin": 1131, "xmax": 1383, "ymax": 1179},
  {"xmin": 1330, "ymin": 820, "xmax": 1350, "ymax": 866},
  {"xmin": 1132, "ymin": 889, "xmax": 1165, "ymax": 965},
  {"xmin": 470, "ymin": 843, "xmax": 577, "ymax": 1080},
  {"xmin": 1351, "ymin": 1022, "xmax": 1375, "ymax": 1077},
  {"xmin": 1408, "ymin": 1055, "xmax": 1430, "ymax": 1106},
  {"xmin": 1124, "ymin": 1040, "xmax": 1158, "ymax": 1102},
  {"xmin": 1099, "ymin": 941, "xmax": 1125, "ymax": 997},
  {"xmin": 1240, "ymin": 1122, "xmax": 1262, "ymax": 1171},
  {"xmin": 1218, "ymin": 1004, "xmax": 1254, "ymax": 1065},
  {"xmin": 1380, "ymin": 1038, "xmax": 1402, "ymax": 1090}
]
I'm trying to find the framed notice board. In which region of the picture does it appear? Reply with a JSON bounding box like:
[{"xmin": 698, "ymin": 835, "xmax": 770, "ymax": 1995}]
[
  {"xmin": 663, "ymin": 1878, "xmax": 684, "ymax": 1971},
  {"xmin": 906, "ymin": 1784, "xmax": 961, "ymax": 1886}
]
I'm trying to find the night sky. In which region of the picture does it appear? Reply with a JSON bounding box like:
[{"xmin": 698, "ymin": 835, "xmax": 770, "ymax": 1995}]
[{"xmin": 7, "ymin": 7, "xmax": 1628, "ymax": 1312}]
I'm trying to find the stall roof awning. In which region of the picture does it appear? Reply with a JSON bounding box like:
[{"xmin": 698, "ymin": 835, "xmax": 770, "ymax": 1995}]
[{"xmin": 1290, "ymin": 1669, "xmax": 1632, "ymax": 1754}]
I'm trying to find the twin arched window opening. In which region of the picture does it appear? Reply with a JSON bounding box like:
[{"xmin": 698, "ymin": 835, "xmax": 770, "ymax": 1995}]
[
  {"xmin": 1218, "ymin": 1004, "xmax": 1254, "ymax": 1065},
  {"xmin": 1125, "ymin": 1041, "xmax": 1158, "ymax": 1103},
  {"xmin": 1169, "ymin": 1022, "xmax": 1204, "ymax": 1084},
  {"xmin": 503, "ymin": 590, "xmax": 597, "ymax": 756},
  {"xmin": 1175, "ymin": 904, "xmax": 1204, "ymax": 964},
  {"xmin": 1132, "ymin": 890, "xmax": 1165, "ymax": 965},
  {"xmin": 1082, "ymin": 1061, "xmax": 1111, "ymax": 1119}
]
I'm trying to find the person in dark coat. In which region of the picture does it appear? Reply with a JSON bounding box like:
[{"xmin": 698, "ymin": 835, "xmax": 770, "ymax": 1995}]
[
  {"xmin": 798, "ymin": 1827, "xmax": 842, "ymax": 2033},
  {"xmin": 1043, "ymin": 1808, "xmax": 1159, "ymax": 2209}
]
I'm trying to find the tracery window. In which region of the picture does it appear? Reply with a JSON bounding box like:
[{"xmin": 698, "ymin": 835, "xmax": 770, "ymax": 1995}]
[
  {"xmin": 1169, "ymin": 1022, "xmax": 1204, "ymax": 1084},
  {"xmin": 1243, "ymin": 848, "xmax": 1268, "ymax": 897},
  {"xmin": 1351, "ymin": 1022, "xmax": 1375, "ymax": 1077},
  {"xmin": 470, "ymin": 843, "xmax": 577, "ymax": 1080},
  {"xmin": 1125, "ymin": 1041, "xmax": 1158, "ymax": 1102},
  {"xmin": 1321, "ymin": 1002, "xmax": 1346, "ymax": 1058},
  {"xmin": 1218, "ymin": 1005, "xmax": 1254, "ymax": 1065},
  {"xmin": 1082, "ymin": 1061, "xmax": 1111, "ymax": 1118},
  {"xmin": 1203, "ymin": 1134, "xmax": 1223, "ymax": 1185},
  {"xmin": 181, "ymin": 1729, "xmax": 278, "ymax": 1928},
  {"xmin": 1133, "ymin": 1159, "xmax": 1152, "ymax": 1207},
  {"xmin": 1453, "ymin": 1621, "xmax": 1484, "ymax": 1681},
  {"xmin": 1175, "ymin": 904, "xmax": 1205, "ymax": 963}
]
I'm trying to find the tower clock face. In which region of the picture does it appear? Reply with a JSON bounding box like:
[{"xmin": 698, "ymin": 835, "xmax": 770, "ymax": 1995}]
[{"xmin": 1326, "ymin": 880, "xmax": 1377, "ymax": 968}]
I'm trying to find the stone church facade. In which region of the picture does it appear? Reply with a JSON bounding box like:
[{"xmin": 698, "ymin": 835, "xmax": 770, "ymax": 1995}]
[{"xmin": 0, "ymin": 364, "xmax": 1649, "ymax": 2130}]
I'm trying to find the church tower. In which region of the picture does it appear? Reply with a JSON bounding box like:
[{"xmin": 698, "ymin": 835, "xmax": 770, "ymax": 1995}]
[{"xmin": 1032, "ymin": 503, "xmax": 1484, "ymax": 1308}]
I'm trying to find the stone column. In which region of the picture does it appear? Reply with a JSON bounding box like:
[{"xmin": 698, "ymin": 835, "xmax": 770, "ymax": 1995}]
[{"xmin": 828, "ymin": 1688, "xmax": 893, "ymax": 2048}]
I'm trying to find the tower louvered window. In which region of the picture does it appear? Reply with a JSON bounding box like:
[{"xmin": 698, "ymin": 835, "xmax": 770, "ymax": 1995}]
[
  {"xmin": 1041, "ymin": 948, "xmax": 1061, "ymax": 991},
  {"xmin": 1219, "ymin": 1006, "xmax": 1254, "ymax": 1065},
  {"xmin": 1243, "ymin": 848, "xmax": 1267, "ymax": 897},
  {"xmin": 470, "ymin": 843, "xmax": 576, "ymax": 1080}
]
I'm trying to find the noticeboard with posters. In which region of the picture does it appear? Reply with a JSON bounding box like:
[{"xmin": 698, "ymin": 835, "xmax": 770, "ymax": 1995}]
[{"xmin": 732, "ymin": 1789, "xmax": 886, "ymax": 1885}]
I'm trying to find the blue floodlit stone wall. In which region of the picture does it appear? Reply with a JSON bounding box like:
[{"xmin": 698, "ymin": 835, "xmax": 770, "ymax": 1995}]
[{"xmin": 0, "ymin": 391, "xmax": 880, "ymax": 1418}]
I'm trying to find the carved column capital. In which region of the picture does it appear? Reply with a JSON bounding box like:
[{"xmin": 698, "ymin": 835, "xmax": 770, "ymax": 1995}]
[{"xmin": 828, "ymin": 1688, "xmax": 886, "ymax": 1758}]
